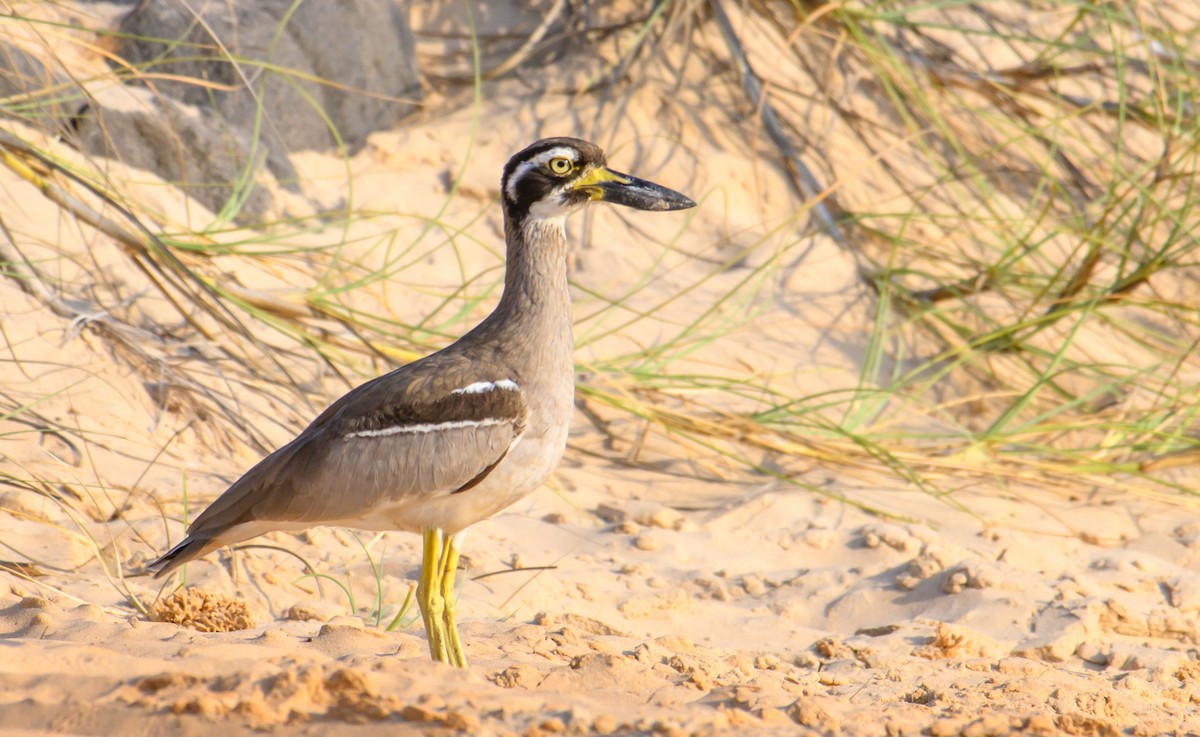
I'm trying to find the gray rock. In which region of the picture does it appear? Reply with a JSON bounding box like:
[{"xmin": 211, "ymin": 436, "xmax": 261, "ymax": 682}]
[
  {"xmin": 3, "ymin": 1, "xmax": 420, "ymax": 222},
  {"xmin": 72, "ymin": 85, "xmax": 275, "ymax": 220},
  {"xmin": 0, "ymin": 42, "xmax": 77, "ymax": 135},
  {"xmin": 112, "ymin": 0, "xmax": 421, "ymax": 166}
]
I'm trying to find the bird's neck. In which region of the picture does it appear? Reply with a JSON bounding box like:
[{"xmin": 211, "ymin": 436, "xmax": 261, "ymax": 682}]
[
  {"xmin": 493, "ymin": 214, "xmax": 571, "ymax": 328},
  {"xmin": 465, "ymin": 213, "xmax": 574, "ymax": 373}
]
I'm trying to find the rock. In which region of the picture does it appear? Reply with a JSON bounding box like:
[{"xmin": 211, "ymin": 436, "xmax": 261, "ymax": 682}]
[
  {"xmin": 60, "ymin": 0, "xmax": 422, "ymax": 220},
  {"xmin": 0, "ymin": 42, "xmax": 76, "ymax": 131},
  {"xmin": 1076, "ymin": 641, "xmax": 1111, "ymax": 666},
  {"xmin": 633, "ymin": 534, "xmax": 661, "ymax": 551},
  {"xmin": 72, "ymin": 84, "xmax": 276, "ymax": 218},
  {"xmin": 643, "ymin": 506, "xmax": 685, "ymax": 530},
  {"xmin": 111, "ymin": 0, "xmax": 420, "ymax": 162}
]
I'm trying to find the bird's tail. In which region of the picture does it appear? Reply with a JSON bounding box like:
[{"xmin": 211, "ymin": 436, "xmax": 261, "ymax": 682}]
[{"xmin": 146, "ymin": 535, "xmax": 221, "ymax": 579}]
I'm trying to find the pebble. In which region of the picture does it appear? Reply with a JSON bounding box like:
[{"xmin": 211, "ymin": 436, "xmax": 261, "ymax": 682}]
[
  {"xmin": 742, "ymin": 575, "xmax": 767, "ymax": 597},
  {"xmin": 615, "ymin": 521, "xmax": 641, "ymax": 535},
  {"xmin": 647, "ymin": 507, "xmax": 685, "ymax": 530},
  {"xmin": 1076, "ymin": 641, "xmax": 1110, "ymax": 666},
  {"xmin": 592, "ymin": 715, "xmax": 619, "ymax": 735},
  {"xmin": 633, "ymin": 535, "xmax": 661, "ymax": 551}
]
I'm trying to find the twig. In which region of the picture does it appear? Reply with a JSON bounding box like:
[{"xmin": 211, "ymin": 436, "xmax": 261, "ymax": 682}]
[{"xmin": 708, "ymin": 0, "xmax": 847, "ymax": 246}]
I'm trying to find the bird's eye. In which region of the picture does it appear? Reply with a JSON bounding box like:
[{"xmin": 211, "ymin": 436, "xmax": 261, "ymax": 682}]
[{"xmin": 548, "ymin": 157, "xmax": 573, "ymax": 175}]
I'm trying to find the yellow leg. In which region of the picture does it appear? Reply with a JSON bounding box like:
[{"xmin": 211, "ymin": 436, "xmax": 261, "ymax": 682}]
[
  {"xmin": 440, "ymin": 532, "xmax": 468, "ymax": 668},
  {"xmin": 418, "ymin": 528, "xmax": 449, "ymax": 663}
]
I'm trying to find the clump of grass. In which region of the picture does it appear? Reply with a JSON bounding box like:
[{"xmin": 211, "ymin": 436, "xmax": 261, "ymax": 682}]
[{"xmin": 564, "ymin": 0, "xmax": 1200, "ymax": 511}]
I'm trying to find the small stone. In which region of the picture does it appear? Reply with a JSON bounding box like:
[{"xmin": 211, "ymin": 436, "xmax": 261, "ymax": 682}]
[
  {"xmin": 647, "ymin": 507, "xmax": 684, "ymax": 530},
  {"xmin": 742, "ymin": 574, "xmax": 767, "ymax": 597},
  {"xmin": 709, "ymin": 583, "xmax": 732, "ymax": 601},
  {"xmin": 285, "ymin": 605, "xmax": 321, "ymax": 621},
  {"xmin": 1076, "ymin": 641, "xmax": 1110, "ymax": 666},
  {"xmin": 896, "ymin": 575, "xmax": 922, "ymax": 591},
  {"xmin": 633, "ymin": 535, "xmax": 661, "ymax": 551},
  {"xmin": 942, "ymin": 569, "xmax": 970, "ymax": 594},
  {"xmin": 592, "ymin": 715, "xmax": 619, "ymax": 735}
]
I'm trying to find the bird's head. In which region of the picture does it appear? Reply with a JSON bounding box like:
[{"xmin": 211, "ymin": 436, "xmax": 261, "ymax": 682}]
[{"xmin": 501, "ymin": 137, "xmax": 695, "ymax": 225}]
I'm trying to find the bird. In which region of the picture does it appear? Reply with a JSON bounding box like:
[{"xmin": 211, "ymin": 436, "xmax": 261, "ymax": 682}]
[{"xmin": 148, "ymin": 137, "xmax": 696, "ymax": 667}]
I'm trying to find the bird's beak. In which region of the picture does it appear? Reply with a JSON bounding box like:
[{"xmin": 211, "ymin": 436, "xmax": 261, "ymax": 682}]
[{"xmin": 572, "ymin": 166, "xmax": 696, "ymax": 211}]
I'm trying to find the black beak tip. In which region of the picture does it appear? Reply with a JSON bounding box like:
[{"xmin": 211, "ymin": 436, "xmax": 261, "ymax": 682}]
[
  {"xmin": 659, "ymin": 192, "xmax": 697, "ymax": 211},
  {"xmin": 599, "ymin": 174, "xmax": 697, "ymax": 212}
]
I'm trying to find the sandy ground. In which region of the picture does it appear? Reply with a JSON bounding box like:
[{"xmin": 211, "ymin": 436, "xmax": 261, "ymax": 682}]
[{"xmin": 1, "ymin": 2, "xmax": 1199, "ymax": 736}]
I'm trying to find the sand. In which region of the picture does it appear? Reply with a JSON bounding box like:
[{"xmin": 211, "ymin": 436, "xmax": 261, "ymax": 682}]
[{"xmin": 1, "ymin": 2, "xmax": 1198, "ymax": 735}]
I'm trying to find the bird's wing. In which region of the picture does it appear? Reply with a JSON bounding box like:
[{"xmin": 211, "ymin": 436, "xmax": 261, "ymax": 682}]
[{"xmin": 181, "ymin": 357, "xmax": 528, "ymax": 535}]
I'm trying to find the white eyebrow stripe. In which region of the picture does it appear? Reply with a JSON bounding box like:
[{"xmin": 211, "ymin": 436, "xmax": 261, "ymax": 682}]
[
  {"xmin": 345, "ymin": 417, "xmax": 510, "ymax": 439},
  {"xmin": 536, "ymin": 146, "xmax": 581, "ymax": 164},
  {"xmin": 451, "ymin": 379, "xmax": 519, "ymax": 395}
]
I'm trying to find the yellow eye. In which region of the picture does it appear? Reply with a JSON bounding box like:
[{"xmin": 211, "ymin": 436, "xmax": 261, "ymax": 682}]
[{"xmin": 548, "ymin": 157, "xmax": 573, "ymax": 175}]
